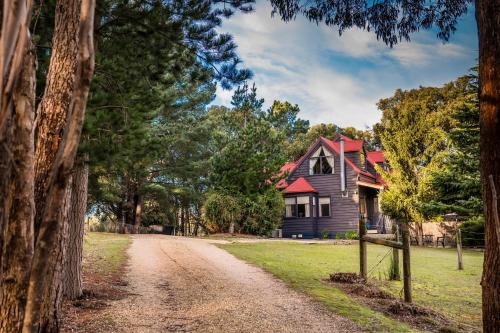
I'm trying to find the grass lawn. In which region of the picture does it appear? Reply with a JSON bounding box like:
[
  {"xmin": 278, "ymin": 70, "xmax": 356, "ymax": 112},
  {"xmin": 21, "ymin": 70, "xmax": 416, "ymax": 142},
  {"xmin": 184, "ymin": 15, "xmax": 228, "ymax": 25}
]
[
  {"xmin": 219, "ymin": 241, "xmax": 483, "ymax": 332},
  {"xmin": 83, "ymin": 232, "xmax": 131, "ymax": 276}
]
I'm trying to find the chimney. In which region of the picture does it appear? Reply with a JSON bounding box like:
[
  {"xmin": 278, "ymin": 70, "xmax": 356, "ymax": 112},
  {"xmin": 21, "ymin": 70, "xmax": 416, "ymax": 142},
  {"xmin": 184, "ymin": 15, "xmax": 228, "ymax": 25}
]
[{"xmin": 340, "ymin": 137, "xmax": 346, "ymax": 192}]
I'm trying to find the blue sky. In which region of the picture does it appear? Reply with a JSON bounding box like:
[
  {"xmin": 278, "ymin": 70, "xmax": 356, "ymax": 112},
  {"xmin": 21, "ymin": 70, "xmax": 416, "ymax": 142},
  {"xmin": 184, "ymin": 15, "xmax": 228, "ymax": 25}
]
[{"xmin": 213, "ymin": 2, "xmax": 478, "ymax": 129}]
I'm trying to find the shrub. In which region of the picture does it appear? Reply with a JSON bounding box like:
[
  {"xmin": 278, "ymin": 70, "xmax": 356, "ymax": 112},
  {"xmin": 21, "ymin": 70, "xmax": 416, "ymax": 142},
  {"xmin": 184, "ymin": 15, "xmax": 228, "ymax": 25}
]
[
  {"xmin": 204, "ymin": 192, "xmax": 242, "ymax": 233},
  {"xmin": 335, "ymin": 232, "xmax": 345, "ymax": 240},
  {"xmin": 459, "ymin": 216, "xmax": 484, "ymax": 247},
  {"xmin": 204, "ymin": 188, "xmax": 284, "ymax": 236},
  {"xmin": 321, "ymin": 229, "xmax": 329, "ymax": 239},
  {"xmin": 345, "ymin": 230, "xmax": 359, "ymax": 240}
]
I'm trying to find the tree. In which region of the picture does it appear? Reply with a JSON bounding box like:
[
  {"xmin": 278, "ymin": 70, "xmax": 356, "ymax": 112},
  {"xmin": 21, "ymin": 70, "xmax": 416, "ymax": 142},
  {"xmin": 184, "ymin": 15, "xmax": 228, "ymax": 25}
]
[
  {"xmin": 0, "ymin": 0, "xmax": 95, "ymax": 331},
  {"xmin": 424, "ymin": 73, "xmax": 482, "ymax": 221},
  {"xmin": 207, "ymin": 84, "xmax": 287, "ymax": 235},
  {"xmin": 266, "ymin": 100, "xmax": 310, "ymax": 159},
  {"xmin": 268, "ymin": 1, "xmax": 499, "ymax": 328},
  {"xmin": 377, "ymin": 86, "xmax": 453, "ymax": 244}
]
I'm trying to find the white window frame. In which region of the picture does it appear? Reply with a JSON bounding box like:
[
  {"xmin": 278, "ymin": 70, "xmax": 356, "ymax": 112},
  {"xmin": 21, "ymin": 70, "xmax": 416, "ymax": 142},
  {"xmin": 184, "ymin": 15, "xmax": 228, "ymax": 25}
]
[{"xmin": 319, "ymin": 197, "xmax": 331, "ymax": 217}]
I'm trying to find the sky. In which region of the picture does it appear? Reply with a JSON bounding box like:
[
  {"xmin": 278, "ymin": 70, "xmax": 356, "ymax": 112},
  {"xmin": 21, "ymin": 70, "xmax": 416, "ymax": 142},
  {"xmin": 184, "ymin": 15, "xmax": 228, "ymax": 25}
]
[{"xmin": 212, "ymin": 2, "xmax": 478, "ymax": 129}]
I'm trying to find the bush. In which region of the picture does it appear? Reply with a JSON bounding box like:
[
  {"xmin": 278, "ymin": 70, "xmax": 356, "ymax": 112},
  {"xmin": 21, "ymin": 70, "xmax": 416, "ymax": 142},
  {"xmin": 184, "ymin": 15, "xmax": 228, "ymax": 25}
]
[
  {"xmin": 242, "ymin": 188, "xmax": 284, "ymax": 235},
  {"xmin": 345, "ymin": 230, "xmax": 359, "ymax": 240},
  {"xmin": 459, "ymin": 216, "xmax": 484, "ymax": 247},
  {"xmin": 204, "ymin": 192, "xmax": 242, "ymax": 233},
  {"xmin": 335, "ymin": 232, "xmax": 345, "ymax": 240},
  {"xmin": 321, "ymin": 229, "xmax": 329, "ymax": 239},
  {"xmin": 203, "ymin": 188, "xmax": 284, "ymax": 236}
]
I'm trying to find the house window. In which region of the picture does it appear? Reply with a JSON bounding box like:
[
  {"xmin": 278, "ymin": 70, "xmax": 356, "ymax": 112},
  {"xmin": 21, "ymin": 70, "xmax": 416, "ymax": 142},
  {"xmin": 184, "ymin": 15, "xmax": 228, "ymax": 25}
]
[
  {"xmin": 319, "ymin": 197, "xmax": 331, "ymax": 217},
  {"xmin": 297, "ymin": 196, "xmax": 310, "ymax": 218},
  {"xmin": 285, "ymin": 197, "xmax": 297, "ymax": 217},
  {"xmin": 285, "ymin": 196, "xmax": 310, "ymax": 218},
  {"xmin": 309, "ymin": 146, "xmax": 334, "ymax": 175}
]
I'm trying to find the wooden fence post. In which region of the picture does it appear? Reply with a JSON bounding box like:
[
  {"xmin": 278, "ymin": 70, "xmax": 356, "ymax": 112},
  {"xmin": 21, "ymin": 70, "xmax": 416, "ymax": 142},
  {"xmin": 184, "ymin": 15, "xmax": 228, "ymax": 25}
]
[
  {"xmin": 391, "ymin": 222, "xmax": 401, "ymax": 280},
  {"xmin": 359, "ymin": 216, "xmax": 367, "ymax": 279},
  {"xmin": 401, "ymin": 222, "xmax": 412, "ymax": 303},
  {"xmin": 457, "ymin": 228, "xmax": 464, "ymax": 270}
]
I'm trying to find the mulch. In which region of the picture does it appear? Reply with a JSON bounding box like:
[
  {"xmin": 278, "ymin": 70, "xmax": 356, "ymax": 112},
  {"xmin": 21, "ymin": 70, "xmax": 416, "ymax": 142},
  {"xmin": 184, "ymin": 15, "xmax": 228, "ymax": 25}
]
[
  {"xmin": 327, "ymin": 272, "xmax": 462, "ymax": 333},
  {"xmin": 60, "ymin": 270, "xmax": 129, "ymax": 333}
]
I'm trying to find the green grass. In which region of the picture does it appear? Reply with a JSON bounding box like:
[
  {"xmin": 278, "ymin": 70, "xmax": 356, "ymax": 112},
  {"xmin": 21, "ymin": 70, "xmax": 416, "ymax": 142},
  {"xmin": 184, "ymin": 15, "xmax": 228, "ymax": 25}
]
[
  {"xmin": 219, "ymin": 241, "xmax": 483, "ymax": 332},
  {"xmin": 83, "ymin": 232, "xmax": 131, "ymax": 276}
]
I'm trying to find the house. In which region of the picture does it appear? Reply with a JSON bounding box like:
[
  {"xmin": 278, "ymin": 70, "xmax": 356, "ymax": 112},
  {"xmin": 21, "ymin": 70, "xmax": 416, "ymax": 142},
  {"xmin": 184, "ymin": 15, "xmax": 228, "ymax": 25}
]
[{"xmin": 277, "ymin": 134, "xmax": 386, "ymax": 239}]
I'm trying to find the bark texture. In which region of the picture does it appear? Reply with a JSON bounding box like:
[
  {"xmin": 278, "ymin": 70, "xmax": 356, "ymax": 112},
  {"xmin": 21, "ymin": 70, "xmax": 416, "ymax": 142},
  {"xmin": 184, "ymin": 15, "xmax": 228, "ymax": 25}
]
[
  {"xmin": 23, "ymin": 0, "xmax": 95, "ymax": 330},
  {"xmin": 476, "ymin": 1, "xmax": 500, "ymax": 331},
  {"xmin": 34, "ymin": 0, "xmax": 81, "ymax": 235},
  {"xmin": 0, "ymin": 0, "xmax": 33, "ymax": 278},
  {"xmin": 0, "ymin": 41, "xmax": 36, "ymax": 333},
  {"xmin": 63, "ymin": 162, "xmax": 89, "ymax": 299},
  {"xmin": 0, "ymin": 0, "xmax": 32, "ymax": 135}
]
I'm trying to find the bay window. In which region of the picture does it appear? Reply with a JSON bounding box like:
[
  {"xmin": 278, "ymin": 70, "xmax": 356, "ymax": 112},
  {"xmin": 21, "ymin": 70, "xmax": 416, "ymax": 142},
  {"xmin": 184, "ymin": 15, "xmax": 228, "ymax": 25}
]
[{"xmin": 285, "ymin": 196, "xmax": 310, "ymax": 218}]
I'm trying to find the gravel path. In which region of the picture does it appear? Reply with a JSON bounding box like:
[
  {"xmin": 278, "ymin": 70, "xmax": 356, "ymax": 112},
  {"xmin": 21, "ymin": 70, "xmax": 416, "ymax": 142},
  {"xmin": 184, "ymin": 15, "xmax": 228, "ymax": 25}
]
[{"xmin": 104, "ymin": 235, "xmax": 361, "ymax": 332}]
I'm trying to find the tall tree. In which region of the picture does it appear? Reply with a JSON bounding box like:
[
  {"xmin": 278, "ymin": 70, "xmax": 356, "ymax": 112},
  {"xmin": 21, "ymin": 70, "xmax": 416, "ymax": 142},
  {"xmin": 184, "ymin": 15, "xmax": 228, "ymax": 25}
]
[
  {"xmin": 377, "ymin": 86, "xmax": 453, "ymax": 243},
  {"xmin": 268, "ymin": 1, "xmax": 500, "ymax": 328},
  {"xmin": 424, "ymin": 73, "xmax": 482, "ymax": 220},
  {"xmin": 207, "ymin": 84, "xmax": 286, "ymax": 235}
]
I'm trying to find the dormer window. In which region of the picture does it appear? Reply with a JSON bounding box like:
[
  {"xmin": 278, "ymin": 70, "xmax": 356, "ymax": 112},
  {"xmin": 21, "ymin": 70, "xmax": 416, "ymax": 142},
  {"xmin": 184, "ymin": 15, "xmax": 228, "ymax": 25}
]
[{"xmin": 309, "ymin": 146, "xmax": 334, "ymax": 175}]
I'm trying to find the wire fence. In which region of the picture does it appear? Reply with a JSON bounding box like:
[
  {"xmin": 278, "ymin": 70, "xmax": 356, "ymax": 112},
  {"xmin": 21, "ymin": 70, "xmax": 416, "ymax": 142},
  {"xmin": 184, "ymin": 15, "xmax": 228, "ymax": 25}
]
[{"xmin": 86, "ymin": 220, "xmax": 162, "ymax": 234}]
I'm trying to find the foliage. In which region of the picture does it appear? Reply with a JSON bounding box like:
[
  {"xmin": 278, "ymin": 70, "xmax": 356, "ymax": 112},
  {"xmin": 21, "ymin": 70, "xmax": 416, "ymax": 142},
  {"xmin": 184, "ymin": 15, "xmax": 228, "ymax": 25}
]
[
  {"xmin": 345, "ymin": 230, "xmax": 358, "ymax": 240},
  {"xmin": 81, "ymin": 0, "xmax": 256, "ymax": 230},
  {"xmin": 423, "ymin": 72, "xmax": 482, "ymax": 221},
  {"xmin": 321, "ymin": 229, "xmax": 329, "ymax": 239},
  {"xmin": 376, "ymin": 71, "xmax": 481, "ymax": 227},
  {"xmin": 268, "ymin": 0, "xmax": 470, "ymax": 47},
  {"xmin": 377, "ymin": 85, "xmax": 454, "ymax": 223},
  {"xmin": 206, "ymin": 84, "xmax": 287, "ymax": 235},
  {"xmin": 204, "ymin": 192, "xmax": 243, "ymax": 232},
  {"xmin": 459, "ymin": 217, "xmax": 485, "ymax": 247},
  {"xmin": 335, "ymin": 232, "xmax": 344, "ymax": 240}
]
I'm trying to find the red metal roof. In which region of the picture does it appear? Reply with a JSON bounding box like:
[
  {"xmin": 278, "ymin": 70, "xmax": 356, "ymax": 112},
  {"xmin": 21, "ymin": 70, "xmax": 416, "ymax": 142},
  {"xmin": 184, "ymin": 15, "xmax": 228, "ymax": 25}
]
[
  {"xmin": 280, "ymin": 162, "xmax": 297, "ymax": 175},
  {"xmin": 367, "ymin": 151, "xmax": 385, "ymax": 165},
  {"xmin": 276, "ymin": 178, "xmax": 288, "ymax": 189},
  {"xmin": 283, "ymin": 177, "xmax": 317, "ymax": 194},
  {"xmin": 329, "ymin": 135, "xmax": 364, "ymax": 152}
]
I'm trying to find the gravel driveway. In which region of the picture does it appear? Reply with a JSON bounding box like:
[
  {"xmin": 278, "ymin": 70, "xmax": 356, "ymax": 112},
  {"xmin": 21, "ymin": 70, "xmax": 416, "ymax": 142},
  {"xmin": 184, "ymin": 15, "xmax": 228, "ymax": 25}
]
[{"xmin": 104, "ymin": 235, "xmax": 361, "ymax": 332}]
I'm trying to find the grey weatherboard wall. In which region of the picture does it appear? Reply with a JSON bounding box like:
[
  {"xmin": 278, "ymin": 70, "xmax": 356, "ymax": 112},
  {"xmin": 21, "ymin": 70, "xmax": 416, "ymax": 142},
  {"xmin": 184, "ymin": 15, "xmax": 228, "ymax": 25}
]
[{"xmin": 282, "ymin": 139, "xmax": 361, "ymax": 238}]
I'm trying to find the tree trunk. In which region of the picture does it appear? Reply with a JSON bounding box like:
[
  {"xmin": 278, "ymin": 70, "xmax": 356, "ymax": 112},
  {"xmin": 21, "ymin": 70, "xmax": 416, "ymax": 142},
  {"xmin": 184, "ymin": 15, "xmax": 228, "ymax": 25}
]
[
  {"xmin": 23, "ymin": 0, "xmax": 82, "ymax": 330},
  {"xmin": 0, "ymin": 41, "xmax": 36, "ymax": 333},
  {"xmin": 33, "ymin": 0, "xmax": 81, "ymax": 236},
  {"xmin": 476, "ymin": 1, "xmax": 500, "ymax": 331},
  {"xmin": 133, "ymin": 192, "xmax": 142, "ymax": 234},
  {"xmin": 0, "ymin": 0, "xmax": 34, "ymax": 280},
  {"xmin": 23, "ymin": 0, "xmax": 95, "ymax": 330},
  {"xmin": 180, "ymin": 206, "xmax": 185, "ymax": 236},
  {"xmin": 63, "ymin": 162, "xmax": 88, "ymax": 300},
  {"xmin": 0, "ymin": 0, "xmax": 33, "ymax": 136}
]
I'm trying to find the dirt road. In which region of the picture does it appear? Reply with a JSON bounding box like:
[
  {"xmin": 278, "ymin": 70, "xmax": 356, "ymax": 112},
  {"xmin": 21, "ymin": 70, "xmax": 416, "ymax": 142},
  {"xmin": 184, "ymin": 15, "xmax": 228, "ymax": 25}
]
[{"xmin": 104, "ymin": 235, "xmax": 360, "ymax": 332}]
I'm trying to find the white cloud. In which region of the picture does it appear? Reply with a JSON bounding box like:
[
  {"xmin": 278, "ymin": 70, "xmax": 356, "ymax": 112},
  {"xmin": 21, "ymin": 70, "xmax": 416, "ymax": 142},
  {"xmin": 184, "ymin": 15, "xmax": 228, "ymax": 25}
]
[{"xmin": 213, "ymin": 2, "xmax": 477, "ymax": 128}]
